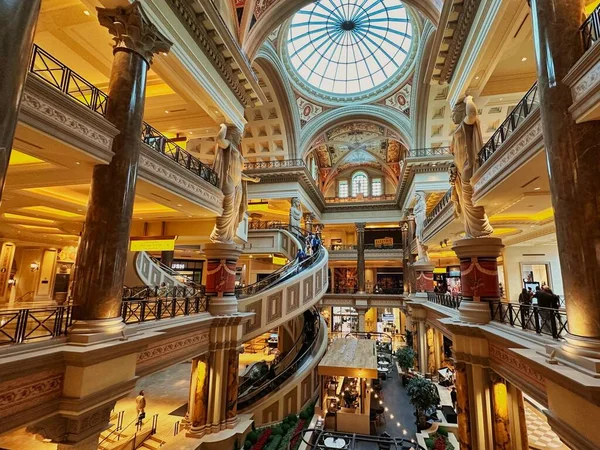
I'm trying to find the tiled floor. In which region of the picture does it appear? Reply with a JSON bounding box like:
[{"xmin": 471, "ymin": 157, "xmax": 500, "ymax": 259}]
[{"xmin": 525, "ymin": 401, "xmax": 570, "ymax": 450}]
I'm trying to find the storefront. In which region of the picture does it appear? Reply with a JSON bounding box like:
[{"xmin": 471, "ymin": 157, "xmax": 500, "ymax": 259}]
[
  {"xmin": 170, "ymin": 259, "xmax": 203, "ymax": 283},
  {"xmin": 331, "ymin": 306, "xmax": 358, "ymax": 333}
]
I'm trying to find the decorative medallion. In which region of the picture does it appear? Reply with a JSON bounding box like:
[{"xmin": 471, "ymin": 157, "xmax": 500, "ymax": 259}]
[
  {"xmin": 297, "ymin": 96, "xmax": 324, "ymax": 127},
  {"xmin": 385, "ymin": 81, "xmax": 412, "ymax": 117}
]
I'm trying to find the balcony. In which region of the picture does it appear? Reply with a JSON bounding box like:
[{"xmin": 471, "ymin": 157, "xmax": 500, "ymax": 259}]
[
  {"xmin": 327, "ymin": 243, "xmax": 403, "ymax": 261},
  {"xmin": 325, "ymin": 194, "xmax": 396, "ymax": 204},
  {"xmin": 564, "ymin": 4, "xmax": 600, "ymax": 122}
]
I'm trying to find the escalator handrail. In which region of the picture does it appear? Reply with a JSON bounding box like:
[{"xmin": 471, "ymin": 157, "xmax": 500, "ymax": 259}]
[
  {"xmin": 144, "ymin": 252, "xmax": 200, "ymax": 286},
  {"xmin": 238, "ymin": 311, "xmax": 323, "ymax": 408},
  {"xmin": 238, "ymin": 309, "xmax": 315, "ymax": 395},
  {"xmin": 236, "ymin": 245, "xmax": 324, "ymax": 298}
]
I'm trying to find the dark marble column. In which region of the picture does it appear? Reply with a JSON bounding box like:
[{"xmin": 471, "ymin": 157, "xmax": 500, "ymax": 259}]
[
  {"xmin": 70, "ymin": 3, "xmax": 172, "ymax": 334},
  {"xmin": 530, "ymin": 0, "xmax": 600, "ymax": 350},
  {"xmin": 161, "ymin": 250, "xmax": 175, "ymax": 268},
  {"xmin": 455, "ymin": 361, "xmax": 472, "ymax": 450},
  {"xmin": 356, "ymin": 222, "xmax": 366, "ymax": 293},
  {"xmin": 407, "ymin": 215, "xmax": 417, "ymax": 294},
  {"xmin": 0, "ymin": 0, "xmax": 41, "ymax": 202}
]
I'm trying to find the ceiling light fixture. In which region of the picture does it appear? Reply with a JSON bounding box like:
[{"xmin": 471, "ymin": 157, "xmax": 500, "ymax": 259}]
[
  {"xmin": 475, "ymin": 76, "xmax": 480, "ymax": 80},
  {"xmin": 83, "ymin": 10, "xmax": 90, "ymax": 16},
  {"xmin": 165, "ymin": 110, "xmax": 169, "ymax": 114},
  {"xmin": 521, "ymin": 57, "xmax": 527, "ymax": 62},
  {"xmin": 75, "ymin": 162, "xmax": 80, "ymax": 165},
  {"xmin": 534, "ymin": 187, "xmax": 541, "ymax": 191},
  {"xmin": 499, "ymin": 98, "xmax": 503, "ymax": 101}
]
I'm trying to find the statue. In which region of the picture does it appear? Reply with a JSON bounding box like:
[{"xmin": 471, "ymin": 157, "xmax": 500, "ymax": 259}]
[
  {"xmin": 210, "ymin": 123, "xmax": 259, "ymax": 244},
  {"xmin": 449, "ymin": 96, "xmax": 493, "ymax": 238},
  {"xmin": 413, "ymin": 191, "xmax": 429, "ymax": 262},
  {"xmin": 289, "ymin": 197, "xmax": 302, "ymax": 229}
]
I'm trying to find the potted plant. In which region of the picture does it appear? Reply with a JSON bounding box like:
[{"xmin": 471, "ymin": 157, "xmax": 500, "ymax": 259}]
[
  {"xmin": 395, "ymin": 347, "xmax": 416, "ymax": 386},
  {"xmin": 407, "ymin": 377, "xmax": 440, "ymax": 430}
]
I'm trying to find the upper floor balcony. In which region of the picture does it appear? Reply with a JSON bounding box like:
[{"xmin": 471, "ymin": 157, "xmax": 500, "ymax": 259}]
[{"xmin": 326, "ymin": 243, "xmax": 403, "ymax": 261}]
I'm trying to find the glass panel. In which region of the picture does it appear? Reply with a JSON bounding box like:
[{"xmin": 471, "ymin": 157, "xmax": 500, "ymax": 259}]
[
  {"xmin": 371, "ymin": 178, "xmax": 382, "ymax": 196},
  {"xmin": 287, "ymin": 0, "xmax": 413, "ymax": 95},
  {"xmin": 352, "ymin": 172, "xmax": 368, "ymax": 197},
  {"xmin": 338, "ymin": 180, "xmax": 349, "ymax": 198}
]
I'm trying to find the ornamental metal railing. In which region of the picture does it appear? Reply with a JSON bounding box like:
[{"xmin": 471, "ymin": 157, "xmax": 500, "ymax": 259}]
[
  {"xmin": 426, "ymin": 292, "xmax": 462, "ymax": 309},
  {"xmin": 364, "ymin": 243, "xmax": 403, "ymax": 250},
  {"xmin": 141, "ymin": 123, "xmax": 218, "ymax": 186},
  {"xmin": 243, "ymin": 159, "xmax": 307, "ymax": 170},
  {"xmin": 0, "ymin": 305, "xmax": 72, "ymax": 345},
  {"xmin": 489, "ymin": 301, "xmax": 568, "ymax": 340},
  {"xmin": 28, "ymin": 44, "xmax": 219, "ymax": 187},
  {"xmin": 292, "ymin": 428, "xmax": 426, "ymax": 450},
  {"xmin": 121, "ymin": 295, "xmax": 208, "ymax": 324},
  {"xmin": 478, "ymin": 83, "xmax": 539, "ymax": 166},
  {"xmin": 406, "ymin": 146, "xmax": 451, "ymax": 158},
  {"xmin": 582, "ymin": 3, "xmax": 600, "ymax": 50},
  {"xmin": 324, "ymin": 194, "xmax": 396, "ymax": 203},
  {"xmin": 423, "ymin": 188, "xmax": 453, "ymax": 228}
]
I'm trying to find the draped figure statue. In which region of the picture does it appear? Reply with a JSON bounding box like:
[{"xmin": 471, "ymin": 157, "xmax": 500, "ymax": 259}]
[
  {"xmin": 413, "ymin": 191, "xmax": 429, "ymax": 262},
  {"xmin": 450, "ymin": 96, "xmax": 493, "ymax": 238},
  {"xmin": 289, "ymin": 197, "xmax": 302, "ymax": 228},
  {"xmin": 210, "ymin": 124, "xmax": 259, "ymax": 244}
]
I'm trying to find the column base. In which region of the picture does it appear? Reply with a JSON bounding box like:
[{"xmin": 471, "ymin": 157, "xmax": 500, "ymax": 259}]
[
  {"xmin": 458, "ymin": 301, "xmax": 491, "ymax": 324},
  {"xmin": 68, "ymin": 317, "xmax": 127, "ymax": 344},
  {"xmin": 550, "ymin": 334, "xmax": 600, "ymax": 376}
]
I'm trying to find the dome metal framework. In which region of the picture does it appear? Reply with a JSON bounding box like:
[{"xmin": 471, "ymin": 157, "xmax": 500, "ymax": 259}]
[{"xmin": 286, "ymin": 0, "xmax": 413, "ymax": 96}]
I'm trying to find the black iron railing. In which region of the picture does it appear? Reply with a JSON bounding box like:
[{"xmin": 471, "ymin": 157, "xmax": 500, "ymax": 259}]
[
  {"xmin": 426, "ymin": 292, "xmax": 462, "ymax": 309},
  {"xmin": 141, "ymin": 123, "xmax": 218, "ymax": 186},
  {"xmin": 478, "ymin": 83, "xmax": 539, "ymax": 166},
  {"xmin": 325, "ymin": 194, "xmax": 396, "ymax": 203},
  {"xmin": 292, "ymin": 428, "xmax": 425, "ymax": 450},
  {"xmin": 28, "ymin": 44, "xmax": 219, "ymax": 187},
  {"xmin": 122, "ymin": 284, "xmax": 205, "ymax": 300},
  {"xmin": 243, "ymin": 159, "xmax": 307, "ymax": 170},
  {"xmin": 30, "ymin": 44, "xmax": 108, "ymax": 115},
  {"xmin": 0, "ymin": 305, "xmax": 72, "ymax": 345},
  {"xmin": 121, "ymin": 295, "xmax": 208, "ymax": 324},
  {"xmin": 365, "ymin": 243, "xmax": 403, "ymax": 250},
  {"xmin": 582, "ymin": 4, "xmax": 600, "ymax": 50},
  {"xmin": 489, "ymin": 301, "xmax": 568, "ymax": 340},
  {"xmin": 327, "ymin": 244, "xmax": 356, "ymax": 251},
  {"xmin": 407, "ymin": 147, "xmax": 451, "ymax": 158},
  {"xmin": 423, "ymin": 188, "xmax": 453, "ymax": 228}
]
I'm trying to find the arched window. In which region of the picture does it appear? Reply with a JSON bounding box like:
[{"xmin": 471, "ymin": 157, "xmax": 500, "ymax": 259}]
[
  {"xmin": 371, "ymin": 178, "xmax": 382, "ymax": 197},
  {"xmin": 352, "ymin": 171, "xmax": 369, "ymax": 197}
]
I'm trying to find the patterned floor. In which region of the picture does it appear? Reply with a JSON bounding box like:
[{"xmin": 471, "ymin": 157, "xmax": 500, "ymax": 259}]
[{"xmin": 525, "ymin": 401, "xmax": 570, "ymax": 450}]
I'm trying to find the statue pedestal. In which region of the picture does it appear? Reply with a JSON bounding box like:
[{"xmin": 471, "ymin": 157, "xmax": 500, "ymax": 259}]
[
  {"xmin": 204, "ymin": 243, "xmax": 242, "ymax": 316},
  {"xmin": 452, "ymin": 237, "xmax": 503, "ymax": 324},
  {"xmin": 413, "ymin": 261, "xmax": 435, "ymax": 299}
]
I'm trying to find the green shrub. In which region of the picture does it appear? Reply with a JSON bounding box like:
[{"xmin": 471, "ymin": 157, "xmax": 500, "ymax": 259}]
[
  {"xmin": 244, "ymin": 440, "xmax": 252, "ymax": 450},
  {"xmin": 287, "ymin": 413, "xmax": 298, "ymax": 423},
  {"xmin": 266, "ymin": 435, "xmax": 282, "ymax": 450},
  {"xmin": 247, "ymin": 431, "xmax": 258, "ymax": 444},
  {"xmin": 271, "ymin": 427, "xmax": 282, "ymax": 436},
  {"xmin": 252, "ymin": 422, "xmax": 256, "ymax": 432},
  {"xmin": 267, "ymin": 435, "xmax": 273, "ymax": 443},
  {"xmin": 396, "ymin": 347, "xmax": 416, "ymax": 371},
  {"xmin": 299, "ymin": 410, "xmax": 308, "ymax": 420},
  {"xmin": 281, "ymin": 423, "xmax": 290, "ymax": 433},
  {"xmin": 424, "ymin": 437, "xmax": 434, "ymax": 449},
  {"xmin": 438, "ymin": 427, "xmax": 449, "ymax": 437}
]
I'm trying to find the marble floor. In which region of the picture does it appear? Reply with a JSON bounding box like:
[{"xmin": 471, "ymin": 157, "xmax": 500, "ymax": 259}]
[{"xmin": 524, "ymin": 399, "xmax": 570, "ymax": 450}]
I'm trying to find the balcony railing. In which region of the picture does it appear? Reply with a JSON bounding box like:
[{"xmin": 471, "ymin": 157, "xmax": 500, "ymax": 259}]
[
  {"xmin": 325, "ymin": 194, "xmax": 395, "ymax": 203},
  {"xmin": 407, "ymin": 147, "xmax": 451, "ymax": 158},
  {"xmin": 28, "ymin": 44, "xmax": 219, "ymax": 187},
  {"xmin": 478, "ymin": 83, "xmax": 539, "ymax": 166},
  {"xmin": 243, "ymin": 159, "xmax": 306, "ymax": 170},
  {"xmin": 426, "ymin": 292, "xmax": 462, "ymax": 309},
  {"xmin": 423, "ymin": 188, "xmax": 453, "ymax": 228},
  {"xmin": 489, "ymin": 301, "xmax": 568, "ymax": 340},
  {"xmin": 582, "ymin": 3, "xmax": 600, "ymax": 50},
  {"xmin": 0, "ymin": 284, "xmax": 208, "ymax": 346}
]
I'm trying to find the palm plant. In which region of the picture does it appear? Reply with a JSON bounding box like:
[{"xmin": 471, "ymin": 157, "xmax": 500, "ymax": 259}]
[{"xmin": 406, "ymin": 377, "xmax": 440, "ymax": 430}]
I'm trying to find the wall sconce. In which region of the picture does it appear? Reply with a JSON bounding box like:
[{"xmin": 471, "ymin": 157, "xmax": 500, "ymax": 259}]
[
  {"xmin": 30, "ymin": 262, "xmax": 40, "ymax": 272},
  {"xmin": 7, "ymin": 278, "xmax": 15, "ymax": 286},
  {"xmin": 440, "ymin": 239, "xmax": 449, "ymax": 248}
]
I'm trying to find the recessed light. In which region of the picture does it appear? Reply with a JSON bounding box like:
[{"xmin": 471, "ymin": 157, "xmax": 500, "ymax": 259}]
[
  {"xmin": 165, "ymin": 110, "xmax": 169, "ymax": 114},
  {"xmin": 77, "ymin": 209, "xmax": 83, "ymax": 212},
  {"xmin": 534, "ymin": 187, "xmax": 541, "ymax": 191},
  {"xmin": 499, "ymin": 98, "xmax": 503, "ymax": 101},
  {"xmin": 189, "ymin": 132, "xmax": 193, "ymax": 135},
  {"xmin": 521, "ymin": 57, "xmax": 527, "ymax": 62},
  {"xmin": 161, "ymin": 52, "xmax": 168, "ymax": 56},
  {"xmin": 177, "ymin": 204, "xmax": 183, "ymax": 207},
  {"xmin": 475, "ymin": 76, "xmax": 480, "ymax": 80},
  {"xmin": 83, "ymin": 10, "xmax": 90, "ymax": 16},
  {"xmin": 75, "ymin": 162, "xmax": 80, "ymax": 165}
]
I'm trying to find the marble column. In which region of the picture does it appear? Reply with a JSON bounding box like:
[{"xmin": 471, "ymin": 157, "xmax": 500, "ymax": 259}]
[
  {"xmin": 204, "ymin": 243, "xmax": 242, "ymax": 315},
  {"xmin": 401, "ymin": 221, "xmax": 409, "ymax": 295},
  {"xmin": 416, "ymin": 319, "xmax": 428, "ymax": 375},
  {"xmin": 188, "ymin": 354, "xmax": 211, "ymax": 431},
  {"xmin": 413, "ymin": 261, "xmax": 435, "ymax": 298},
  {"xmin": 509, "ymin": 384, "xmax": 529, "ymax": 450},
  {"xmin": 0, "ymin": 0, "xmax": 41, "ymax": 202},
  {"xmin": 70, "ymin": 3, "xmax": 172, "ymax": 335},
  {"xmin": 489, "ymin": 373, "xmax": 512, "ymax": 450},
  {"xmin": 407, "ymin": 215, "xmax": 417, "ymax": 294},
  {"xmin": 303, "ymin": 212, "xmax": 314, "ymax": 232},
  {"xmin": 455, "ymin": 361, "xmax": 472, "ymax": 450},
  {"xmin": 225, "ymin": 346, "xmax": 241, "ymax": 425},
  {"xmin": 452, "ymin": 237, "xmax": 504, "ymax": 324},
  {"xmin": 530, "ymin": 0, "xmax": 600, "ymax": 355},
  {"xmin": 161, "ymin": 250, "xmax": 174, "ymax": 268},
  {"xmin": 356, "ymin": 222, "xmax": 366, "ymax": 293},
  {"xmin": 426, "ymin": 325, "xmax": 436, "ymax": 375},
  {"xmin": 357, "ymin": 307, "xmax": 366, "ymax": 333}
]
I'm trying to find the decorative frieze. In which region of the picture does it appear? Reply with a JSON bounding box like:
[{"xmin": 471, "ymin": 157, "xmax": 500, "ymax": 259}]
[
  {"xmin": 0, "ymin": 370, "xmax": 63, "ymax": 420},
  {"xmin": 137, "ymin": 330, "xmax": 210, "ymax": 368},
  {"xmin": 488, "ymin": 343, "xmax": 546, "ymax": 391}
]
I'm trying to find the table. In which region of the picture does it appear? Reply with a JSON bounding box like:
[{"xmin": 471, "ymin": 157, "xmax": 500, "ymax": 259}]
[
  {"xmin": 324, "ymin": 437, "xmax": 346, "ymax": 449},
  {"xmin": 378, "ymin": 360, "xmax": 390, "ymax": 366}
]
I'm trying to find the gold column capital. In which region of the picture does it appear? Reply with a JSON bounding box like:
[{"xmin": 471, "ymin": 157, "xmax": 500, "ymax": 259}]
[{"xmin": 97, "ymin": 1, "xmax": 173, "ymax": 65}]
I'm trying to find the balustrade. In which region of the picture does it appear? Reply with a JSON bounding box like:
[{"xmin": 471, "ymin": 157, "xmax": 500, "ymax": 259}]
[
  {"xmin": 426, "ymin": 292, "xmax": 462, "ymax": 309},
  {"xmin": 582, "ymin": 3, "xmax": 600, "ymax": 50},
  {"xmin": 423, "ymin": 188, "xmax": 453, "ymax": 228},
  {"xmin": 406, "ymin": 146, "xmax": 451, "ymax": 158},
  {"xmin": 489, "ymin": 301, "xmax": 568, "ymax": 340}
]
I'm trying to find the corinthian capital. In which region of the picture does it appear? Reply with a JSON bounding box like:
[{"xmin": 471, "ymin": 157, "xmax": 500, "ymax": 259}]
[{"xmin": 98, "ymin": 1, "xmax": 173, "ymax": 65}]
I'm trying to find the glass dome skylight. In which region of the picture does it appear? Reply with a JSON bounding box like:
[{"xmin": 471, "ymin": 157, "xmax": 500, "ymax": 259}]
[{"xmin": 286, "ymin": 0, "xmax": 413, "ymax": 96}]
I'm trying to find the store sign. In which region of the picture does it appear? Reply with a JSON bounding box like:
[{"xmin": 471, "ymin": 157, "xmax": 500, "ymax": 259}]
[
  {"xmin": 130, "ymin": 236, "xmax": 176, "ymax": 252},
  {"xmin": 382, "ymin": 314, "xmax": 395, "ymax": 322},
  {"xmin": 272, "ymin": 256, "xmax": 287, "ymax": 265},
  {"xmin": 374, "ymin": 237, "xmax": 394, "ymax": 247},
  {"xmin": 172, "ymin": 263, "xmax": 186, "ymax": 270}
]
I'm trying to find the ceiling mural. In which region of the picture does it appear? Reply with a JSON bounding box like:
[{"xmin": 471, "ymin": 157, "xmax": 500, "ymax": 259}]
[
  {"xmin": 297, "ymin": 96, "xmax": 326, "ymax": 127},
  {"xmin": 383, "ymin": 80, "xmax": 412, "ymax": 117}
]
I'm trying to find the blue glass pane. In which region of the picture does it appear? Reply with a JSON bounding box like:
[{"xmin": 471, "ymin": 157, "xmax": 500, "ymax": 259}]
[{"xmin": 287, "ymin": 0, "xmax": 413, "ymax": 95}]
